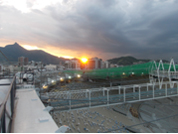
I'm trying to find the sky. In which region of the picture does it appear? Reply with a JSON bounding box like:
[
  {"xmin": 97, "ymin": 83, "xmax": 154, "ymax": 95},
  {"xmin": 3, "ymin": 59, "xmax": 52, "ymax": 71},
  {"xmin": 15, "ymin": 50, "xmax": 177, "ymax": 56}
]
[{"xmin": 0, "ymin": 0, "xmax": 178, "ymax": 60}]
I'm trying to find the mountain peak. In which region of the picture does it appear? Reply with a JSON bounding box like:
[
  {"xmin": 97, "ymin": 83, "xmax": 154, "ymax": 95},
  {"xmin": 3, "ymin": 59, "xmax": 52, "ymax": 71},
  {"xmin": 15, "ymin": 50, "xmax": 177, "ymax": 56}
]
[
  {"xmin": 4, "ymin": 42, "xmax": 22, "ymax": 49},
  {"xmin": 0, "ymin": 42, "xmax": 65, "ymax": 64},
  {"xmin": 14, "ymin": 42, "xmax": 19, "ymax": 46}
]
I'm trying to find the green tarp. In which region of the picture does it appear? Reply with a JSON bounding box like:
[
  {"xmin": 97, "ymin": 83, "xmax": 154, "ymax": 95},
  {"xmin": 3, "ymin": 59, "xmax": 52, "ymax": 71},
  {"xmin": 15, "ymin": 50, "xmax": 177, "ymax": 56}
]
[{"xmin": 63, "ymin": 61, "xmax": 178, "ymax": 80}]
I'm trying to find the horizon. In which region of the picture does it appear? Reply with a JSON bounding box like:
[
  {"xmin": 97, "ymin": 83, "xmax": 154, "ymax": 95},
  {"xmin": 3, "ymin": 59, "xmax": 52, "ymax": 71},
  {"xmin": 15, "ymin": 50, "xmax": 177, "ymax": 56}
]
[
  {"xmin": 0, "ymin": 0, "xmax": 178, "ymax": 61},
  {"xmin": 1, "ymin": 42, "xmax": 142, "ymax": 61},
  {"xmin": 0, "ymin": 42, "xmax": 176, "ymax": 62},
  {"xmin": 0, "ymin": 42, "xmax": 157, "ymax": 62},
  {"xmin": 3, "ymin": 42, "xmax": 140, "ymax": 61}
]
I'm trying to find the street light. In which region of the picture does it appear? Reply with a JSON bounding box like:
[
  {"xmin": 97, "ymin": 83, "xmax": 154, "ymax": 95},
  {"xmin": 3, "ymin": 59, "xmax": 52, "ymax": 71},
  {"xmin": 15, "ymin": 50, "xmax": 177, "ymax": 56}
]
[{"xmin": 77, "ymin": 74, "xmax": 81, "ymax": 78}]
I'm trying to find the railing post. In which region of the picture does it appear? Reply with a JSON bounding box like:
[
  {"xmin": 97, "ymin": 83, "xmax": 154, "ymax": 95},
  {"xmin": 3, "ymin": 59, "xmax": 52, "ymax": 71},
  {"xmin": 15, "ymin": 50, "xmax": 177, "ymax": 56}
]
[
  {"xmin": 89, "ymin": 91, "xmax": 91, "ymax": 107},
  {"xmin": 118, "ymin": 86, "xmax": 121, "ymax": 101},
  {"xmin": 118, "ymin": 86, "xmax": 121, "ymax": 94},
  {"xmin": 103, "ymin": 88, "xmax": 105, "ymax": 96},
  {"xmin": 85, "ymin": 90, "xmax": 88, "ymax": 98},
  {"xmin": 103, "ymin": 88, "xmax": 107, "ymax": 96},
  {"xmin": 11, "ymin": 83, "xmax": 14, "ymax": 115},
  {"xmin": 124, "ymin": 87, "xmax": 126, "ymax": 102},
  {"xmin": 165, "ymin": 83, "xmax": 167, "ymax": 96},
  {"xmin": 2, "ymin": 104, "xmax": 6, "ymax": 133},
  {"xmin": 177, "ymin": 82, "xmax": 178, "ymax": 94},
  {"xmin": 107, "ymin": 89, "xmax": 109, "ymax": 105},
  {"xmin": 153, "ymin": 84, "xmax": 155, "ymax": 99},
  {"xmin": 110, "ymin": 82, "xmax": 112, "ymax": 87},
  {"xmin": 139, "ymin": 87, "xmax": 141, "ymax": 100},
  {"xmin": 147, "ymin": 83, "xmax": 151, "ymax": 97},
  {"xmin": 69, "ymin": 92, "xmax": 71, "ymax": 110}
]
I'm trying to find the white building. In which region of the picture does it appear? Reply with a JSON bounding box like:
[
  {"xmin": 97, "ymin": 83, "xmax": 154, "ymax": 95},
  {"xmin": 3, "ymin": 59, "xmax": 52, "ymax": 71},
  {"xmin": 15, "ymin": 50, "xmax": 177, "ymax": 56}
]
[
  {"xmin": 101, "ymin": 61, "xmax": 110, "ymax": 69},
  {"xmin": 65, "ymin": 59, "xmax": 81, "ymax": 70},
  {"xmin": 45, "ymin": 64, "xmax": 57, "ymax": 71}
]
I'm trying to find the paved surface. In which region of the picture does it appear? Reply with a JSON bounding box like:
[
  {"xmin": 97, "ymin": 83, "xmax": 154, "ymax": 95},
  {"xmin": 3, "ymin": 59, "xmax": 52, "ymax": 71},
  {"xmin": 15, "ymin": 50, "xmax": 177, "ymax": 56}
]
[{"xmin": 11, "ymin": 88, "xmax": 58, "ymax": 133}]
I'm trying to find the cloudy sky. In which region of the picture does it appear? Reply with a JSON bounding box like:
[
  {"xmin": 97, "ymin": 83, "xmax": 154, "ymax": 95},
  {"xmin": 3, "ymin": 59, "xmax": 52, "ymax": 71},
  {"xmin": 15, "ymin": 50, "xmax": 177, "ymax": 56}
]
[{"xmin": 0, "ymin": 0, "xmax": 178, "ymax": 60}]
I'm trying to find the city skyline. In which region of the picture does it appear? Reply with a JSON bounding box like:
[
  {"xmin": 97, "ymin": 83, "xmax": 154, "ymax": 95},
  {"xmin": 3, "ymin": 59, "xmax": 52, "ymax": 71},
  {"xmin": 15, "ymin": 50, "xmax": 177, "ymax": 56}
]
[{"xmin": 0, "ymin": 0, "xmax": 178, "ymax": 60}]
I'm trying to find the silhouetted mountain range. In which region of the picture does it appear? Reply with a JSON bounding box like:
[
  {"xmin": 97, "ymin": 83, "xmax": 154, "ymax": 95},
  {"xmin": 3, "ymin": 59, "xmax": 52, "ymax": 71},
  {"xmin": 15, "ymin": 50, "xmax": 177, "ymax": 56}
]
[
  {"xmin": 0, "ymin": 43, "xmax": 168, "ymax": 66},
  {"xmin": 107, "ymin": 56, "xmax": 168, "ymax": 65},
  {"xmin": 107, "ymin": 56, "xmax": 151, "ymax": 65},
  {"xmin": 0, "ymin": 42, "xmax": 66, "ymax": 64}
]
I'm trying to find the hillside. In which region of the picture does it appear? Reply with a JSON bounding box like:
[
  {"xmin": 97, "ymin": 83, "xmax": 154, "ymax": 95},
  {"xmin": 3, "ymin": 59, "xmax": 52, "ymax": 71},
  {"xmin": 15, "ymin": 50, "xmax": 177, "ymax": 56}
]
[
  {"xmin": 0, "ymin": 42, "xmax": 66, "ymax": 64},
  {"xmin": 108, "ymin": 56, "xmax": 150, "ymax": 65}
]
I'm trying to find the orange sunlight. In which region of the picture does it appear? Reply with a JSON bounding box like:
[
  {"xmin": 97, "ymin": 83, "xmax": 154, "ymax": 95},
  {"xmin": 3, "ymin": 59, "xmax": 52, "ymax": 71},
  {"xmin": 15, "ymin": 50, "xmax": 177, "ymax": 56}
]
[
  {"xmin": 22, "ymin": 45, "xmax": 74, "ymax": 59},
  {"xmin": 81, "ymin": 57, "xmax": 88, "ymax": 63}
]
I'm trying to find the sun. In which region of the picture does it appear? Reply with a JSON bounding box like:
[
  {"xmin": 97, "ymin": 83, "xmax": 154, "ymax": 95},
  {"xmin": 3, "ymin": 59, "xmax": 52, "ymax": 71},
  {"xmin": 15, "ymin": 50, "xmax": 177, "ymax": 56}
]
[{"xmin": 81, "ymin": 57, "xmax": 88, "ymax": 63}]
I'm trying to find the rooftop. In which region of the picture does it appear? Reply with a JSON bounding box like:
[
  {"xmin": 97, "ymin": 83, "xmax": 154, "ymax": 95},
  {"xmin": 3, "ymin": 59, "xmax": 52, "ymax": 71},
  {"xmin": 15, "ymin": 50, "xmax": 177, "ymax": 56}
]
[{"xmin": 11, "ymin": 88, "xmax": 58, "ymax": 133}]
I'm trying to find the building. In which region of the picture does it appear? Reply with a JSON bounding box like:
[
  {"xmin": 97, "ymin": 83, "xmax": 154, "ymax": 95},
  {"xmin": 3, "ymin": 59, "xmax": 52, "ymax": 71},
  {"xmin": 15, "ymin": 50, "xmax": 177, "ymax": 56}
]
[
  {"xmin": 57, "ymin": 65, "xmax": 65, "ymax": 71},
  {"xmin": 45, "ymin": 64, "xmax": 57, "ymax": 71},
  {"xmin": 101, "ymin": 61, "xmax": 110, "ymax": 69},
  {"xmin": 65, "ymin": 59, "xmax": 81, "ymax": 70},
  {"xmin": 86, "ymin": 57, "xmax": 102, "ymax": 69},
  {"xmin": 18, "ymin": 56, "xmax": 28, "ymax": 66},
  {"xmin": 24, "ymin": 57, "xmax": 28, "ymax": 65}
]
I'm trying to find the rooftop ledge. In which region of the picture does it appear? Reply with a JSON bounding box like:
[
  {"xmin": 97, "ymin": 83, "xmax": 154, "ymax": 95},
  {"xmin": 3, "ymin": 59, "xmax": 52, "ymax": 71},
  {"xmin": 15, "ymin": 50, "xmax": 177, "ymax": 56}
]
[{"xmin": 11, "ymin": 88, "xmax": 58, "ymax": 133}]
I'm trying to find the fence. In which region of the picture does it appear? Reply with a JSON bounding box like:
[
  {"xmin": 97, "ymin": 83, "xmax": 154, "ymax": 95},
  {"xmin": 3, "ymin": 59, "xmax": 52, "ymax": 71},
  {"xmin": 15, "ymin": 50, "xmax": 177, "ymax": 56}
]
[
  {"xmin": 47, "ymin": 81, "xmax": 178, "ymax": 111},
  {"xmin": 0, "ymin": 77, "xmax": 16, "ymax": 133}
]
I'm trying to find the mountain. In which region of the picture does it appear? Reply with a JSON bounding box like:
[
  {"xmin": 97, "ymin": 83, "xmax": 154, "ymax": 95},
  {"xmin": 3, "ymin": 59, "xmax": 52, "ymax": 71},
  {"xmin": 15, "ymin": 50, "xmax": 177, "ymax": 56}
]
[
  {"xmin": 0, "ymin": 42, "xmax": 66, "ymax": 64},
  {"xmin": 107, "ymin": 56, "xmax": 150, "ymax": 65}
]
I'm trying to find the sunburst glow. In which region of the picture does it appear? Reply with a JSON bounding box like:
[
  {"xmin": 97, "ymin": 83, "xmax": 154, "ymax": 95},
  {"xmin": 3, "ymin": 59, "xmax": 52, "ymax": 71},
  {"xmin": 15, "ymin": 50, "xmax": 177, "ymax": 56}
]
[{"xmin": 81, "ymin": 57, "xmax": 88, "ymax": 63}]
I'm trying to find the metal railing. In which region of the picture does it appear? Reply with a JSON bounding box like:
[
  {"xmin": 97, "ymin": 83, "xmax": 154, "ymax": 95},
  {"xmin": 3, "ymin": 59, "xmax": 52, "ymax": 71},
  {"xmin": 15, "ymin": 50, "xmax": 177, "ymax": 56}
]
[
  {"xmin": 0, "ymin": 77, "xmax": 16, "ymax": 133},
  {"xmin": 47, "ymin": 81, "xmax": 178, "ymax": 111},
  {"xmin": 150, "ymin": 70, "xmax": 178, "ymax": 79}
]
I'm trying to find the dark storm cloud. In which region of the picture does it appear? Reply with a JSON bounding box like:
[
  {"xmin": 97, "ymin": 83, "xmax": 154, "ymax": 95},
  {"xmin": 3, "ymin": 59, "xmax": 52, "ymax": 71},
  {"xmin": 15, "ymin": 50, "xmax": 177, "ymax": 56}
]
[
  {"xmin": 1, "ymin": 0, "xmax": 178, "ymax": 60},
  {"xmin": 46, "ymin": 0, "xmax": 178, "ymax": 60},
  {"xmin": 45, "ymin": 0, "xmax": 131, "ymax": 53},
  {"xmin": 136, "ymin": 10, "xmax": 178, "ymax": 60}
]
